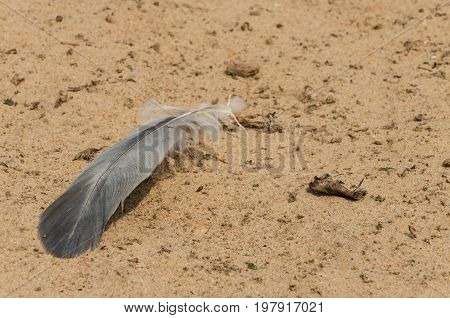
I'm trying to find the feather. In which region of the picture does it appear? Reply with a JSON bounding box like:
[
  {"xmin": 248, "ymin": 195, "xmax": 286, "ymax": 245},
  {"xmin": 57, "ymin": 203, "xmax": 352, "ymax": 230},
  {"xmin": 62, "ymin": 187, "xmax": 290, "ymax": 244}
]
[{"xmin": 38, "ymin": 97, "xmax": 246, "ymax": 258}]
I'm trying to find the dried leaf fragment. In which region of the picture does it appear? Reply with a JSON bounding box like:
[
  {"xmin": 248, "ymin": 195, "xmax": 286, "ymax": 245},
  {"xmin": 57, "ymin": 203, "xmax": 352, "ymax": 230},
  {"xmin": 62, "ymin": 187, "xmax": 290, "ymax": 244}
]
[{"xmin": 308, "ymin": 174, "xmax": 366, "ymax": 200}]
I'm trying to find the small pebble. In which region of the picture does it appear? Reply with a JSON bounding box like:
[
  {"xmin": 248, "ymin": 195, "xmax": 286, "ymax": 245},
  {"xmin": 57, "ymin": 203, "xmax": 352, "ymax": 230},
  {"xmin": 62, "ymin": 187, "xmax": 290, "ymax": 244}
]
[
  {"xmin": 3, "ymin": 98, "xmax": 16, "ymax": 106},
  {"xmin": 442, "ymin": 159, "xmax": 450, "ymax": 168}
]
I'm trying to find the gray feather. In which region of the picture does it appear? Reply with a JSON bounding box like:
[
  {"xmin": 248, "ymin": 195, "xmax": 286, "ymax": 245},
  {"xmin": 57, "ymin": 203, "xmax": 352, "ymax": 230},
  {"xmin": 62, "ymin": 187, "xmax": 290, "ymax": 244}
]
[{"xmin": 38, "ymin": 98, "xmax": 245, "ymax": 258}]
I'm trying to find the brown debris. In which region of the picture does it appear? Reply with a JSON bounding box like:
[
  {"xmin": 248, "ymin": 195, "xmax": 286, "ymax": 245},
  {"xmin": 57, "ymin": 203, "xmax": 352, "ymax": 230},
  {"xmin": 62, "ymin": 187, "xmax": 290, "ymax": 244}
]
[
  {"xmin": 3, "ymin": 98, "xmax": 17, "ymax": 106},
  {"xmin": 236, "ymin": 113, "xmax": 283, "ymax": 133},
  {"xmin": 308, "ymin": 174, "xmax": 367, "ymax": 200},
  {"xmin": 225, "ymin": 61, "xmax": 259, "ymax": 78},
  {"xmin": 149, "ymin": 43, "xmax": 160, "ymax": 53},
  {"xmin": 403, "ymin": 40, "xmax": 421, "ymax": 52},
  {"xmin": 68, "ymin": 80, "xmax": 100, "ymax": 92},
  {"xmin": 296, "ymin": 85, "xmax": 314, "ymax": 103},
  {"xmin": 73, "ymin": 147, "xmax": 102, "ymax": 161},
  {"xmin": 407, "ymin": 225, "xmax": 417, "ymax": 239},
  {"xmin": 5, "ymin": 48, "xmax": 17, "ymax": 54},
  {"xmin": 240, "ymin": 22, "xmax": 253, "ymax": 31},
  {"xmin": 236, "ymin": 115, "xmax": 266, "ymax": 130},
  {"xmin": 27, "ymin": 101, "xmax": 40, "ymax": 110},
  {"xmin": 195, "ymin": 185, "xmax": 204, "ymax": 192},
  {"xmin": 54, "ymin": 91, "xmax": 69, "ymax": 108},
  {"xmin": 11, "ymin": 74, "xmax": 24, "ymax": 86},
  {"xmin": 105, "ymin": 14, "xmax": 114, "ymax": 23},
  {"xmin": 442, "ymin": 159, "xmax": 450, "ymax": 168},
  {"xmin": 287, "ymin": 192, "xmax": 297, "ymax": 203},
  {"xmin": 360, "ymin": 273, "xmax": 373, "ymax": 283}
]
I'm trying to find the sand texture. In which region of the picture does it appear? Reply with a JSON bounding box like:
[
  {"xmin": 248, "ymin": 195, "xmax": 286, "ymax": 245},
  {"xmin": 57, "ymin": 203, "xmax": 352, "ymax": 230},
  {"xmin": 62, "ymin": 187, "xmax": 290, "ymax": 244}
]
[{"xmin": 1, "ymin": 0, "xmax": 449, "ymax": 297}]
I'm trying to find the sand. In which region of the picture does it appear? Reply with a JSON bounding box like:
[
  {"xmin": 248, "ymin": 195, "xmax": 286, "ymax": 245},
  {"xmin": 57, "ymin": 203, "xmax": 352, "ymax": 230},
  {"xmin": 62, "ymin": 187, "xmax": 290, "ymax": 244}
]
[{"xmin": 0, "ymin": 0, "xmax": 449, "ymax": 297}]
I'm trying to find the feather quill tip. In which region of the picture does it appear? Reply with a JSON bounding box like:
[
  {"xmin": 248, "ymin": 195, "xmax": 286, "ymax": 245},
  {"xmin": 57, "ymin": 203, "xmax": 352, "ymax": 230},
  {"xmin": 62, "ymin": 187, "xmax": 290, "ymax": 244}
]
[{"xmin": 227, "ymin": 96, "xmax": 246, "ymax": 114}]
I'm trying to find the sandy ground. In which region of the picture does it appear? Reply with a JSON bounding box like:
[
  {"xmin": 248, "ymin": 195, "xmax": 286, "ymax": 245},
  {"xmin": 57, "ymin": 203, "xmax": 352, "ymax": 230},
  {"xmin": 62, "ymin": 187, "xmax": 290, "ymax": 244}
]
[{"xmin": 1, "ymin": 0, "xmax": 449, "ymax": 297}]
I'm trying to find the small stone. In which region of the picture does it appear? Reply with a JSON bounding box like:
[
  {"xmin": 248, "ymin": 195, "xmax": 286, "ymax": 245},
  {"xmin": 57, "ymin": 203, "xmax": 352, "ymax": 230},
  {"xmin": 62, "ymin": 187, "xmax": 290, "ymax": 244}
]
[
  {"xmin": 3, "ymin": 98, "xmax": 16, "ymax": 106},
  {"xmin": 196, "ymin": 185, "xmax": 204, "ymax": 192},
  {"xmin": 225, "ymin": 61, "xmax": 259, "ymax": 78},
  {"xmin": 55, "ymin": 15, "xmax": 63, "ymax": 22}
]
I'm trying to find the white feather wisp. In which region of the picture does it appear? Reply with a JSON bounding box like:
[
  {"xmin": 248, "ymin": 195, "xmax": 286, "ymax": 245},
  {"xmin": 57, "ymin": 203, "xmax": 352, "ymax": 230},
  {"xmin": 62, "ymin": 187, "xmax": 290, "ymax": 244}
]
[{"xmin": 38, "ymin": 97, "xmax": 245, "ymax": 258}]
